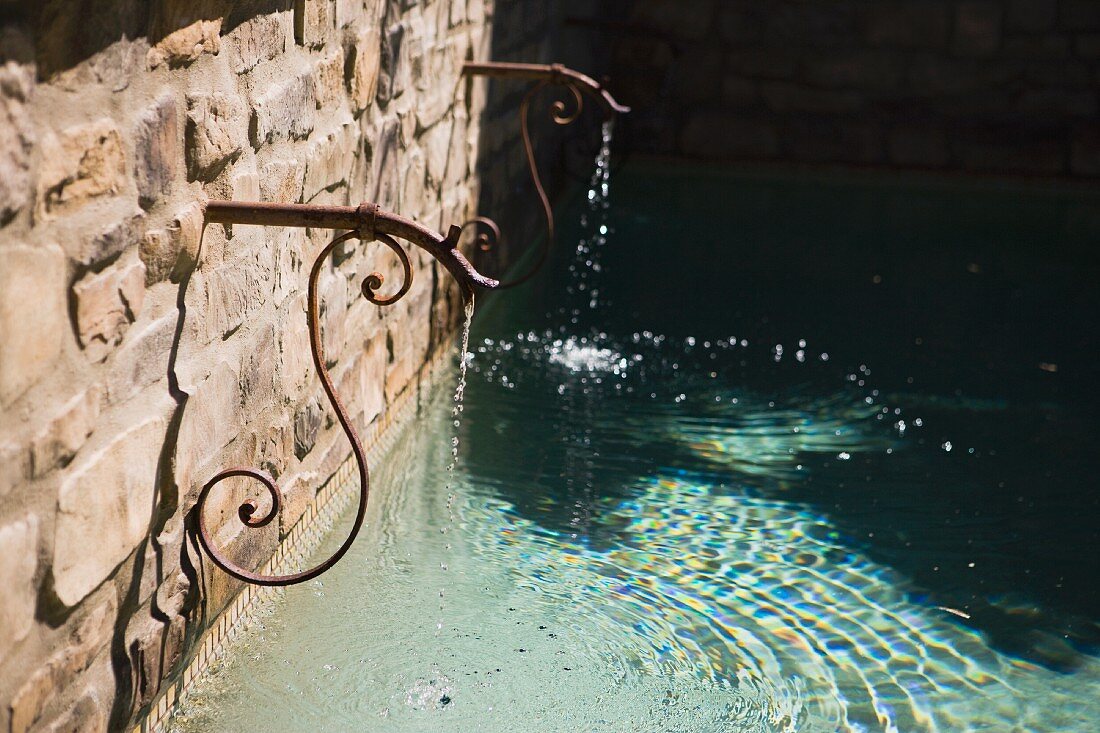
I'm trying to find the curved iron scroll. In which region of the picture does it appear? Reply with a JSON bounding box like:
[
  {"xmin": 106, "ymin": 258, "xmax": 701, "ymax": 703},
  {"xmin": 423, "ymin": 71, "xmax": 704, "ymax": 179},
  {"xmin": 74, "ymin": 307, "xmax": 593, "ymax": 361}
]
[
  {"xmin": 195, "ymin": 200, "xmax": 497, "ymax": 586},
  {"xmin": 461, "ymin": 62, "xmax": 629, "ymax": 289}
]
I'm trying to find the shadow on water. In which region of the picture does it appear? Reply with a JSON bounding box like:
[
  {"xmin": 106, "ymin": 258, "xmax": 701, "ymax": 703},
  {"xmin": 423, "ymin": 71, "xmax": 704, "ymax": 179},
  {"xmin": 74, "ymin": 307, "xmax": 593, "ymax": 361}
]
[{"xmin": 463, "ymin": 161, "xmax": 1100, "ymax": 672}]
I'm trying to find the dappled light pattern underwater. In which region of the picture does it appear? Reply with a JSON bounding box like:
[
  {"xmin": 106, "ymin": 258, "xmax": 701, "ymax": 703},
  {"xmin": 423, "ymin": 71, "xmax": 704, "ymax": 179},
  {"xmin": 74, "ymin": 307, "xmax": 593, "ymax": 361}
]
[{"xmin": 474, "ymin": 474, "xmax": 1100, "ymax": 731}]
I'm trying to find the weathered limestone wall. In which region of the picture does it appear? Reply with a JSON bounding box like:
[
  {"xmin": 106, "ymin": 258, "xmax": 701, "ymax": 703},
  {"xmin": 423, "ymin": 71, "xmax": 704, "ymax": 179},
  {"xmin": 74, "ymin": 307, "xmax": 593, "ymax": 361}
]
[
  {"xmin": 0, "ymin": 2, "xmax": 557, "ymax": 731},
  {"xmin": 603, "ymin": 0, "xmax": 1100, "ymax": 178}
]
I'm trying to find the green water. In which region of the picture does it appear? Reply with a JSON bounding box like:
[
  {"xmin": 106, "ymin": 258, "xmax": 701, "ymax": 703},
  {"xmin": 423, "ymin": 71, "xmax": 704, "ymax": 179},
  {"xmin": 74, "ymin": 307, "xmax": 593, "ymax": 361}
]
[{"xmin": 173, "ymin": 160, "xmax": 1100, "ymax": 731}]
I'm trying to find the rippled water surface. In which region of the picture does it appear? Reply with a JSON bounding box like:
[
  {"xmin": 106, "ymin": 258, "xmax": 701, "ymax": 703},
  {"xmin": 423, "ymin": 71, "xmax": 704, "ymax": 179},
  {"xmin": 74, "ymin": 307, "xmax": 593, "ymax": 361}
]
[{"xmin": 174, "ymin": 163, "xmax": 1100, "ymax": 732}]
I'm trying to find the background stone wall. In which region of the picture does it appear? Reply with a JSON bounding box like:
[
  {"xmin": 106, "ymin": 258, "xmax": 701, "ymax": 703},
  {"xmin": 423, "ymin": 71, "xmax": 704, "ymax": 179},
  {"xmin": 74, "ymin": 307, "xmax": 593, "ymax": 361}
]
[
  {"xmin": 596, "ymin": 0, "xmax": 1100, "ymax": 178},
  {"xmin": 0, "ymin": 2, "xmax": 562, "ymax": 730}
]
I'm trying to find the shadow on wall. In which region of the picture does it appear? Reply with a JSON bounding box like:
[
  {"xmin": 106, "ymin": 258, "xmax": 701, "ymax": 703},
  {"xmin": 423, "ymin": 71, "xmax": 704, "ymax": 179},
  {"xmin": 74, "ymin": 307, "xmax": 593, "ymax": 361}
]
[
  {"xmin": 468, "ymin": 1, "xmax": 624, "ymax": 287},
  {"xmin": 580, "ymin": 0, "xmax": 1100, "ymax": 179}
]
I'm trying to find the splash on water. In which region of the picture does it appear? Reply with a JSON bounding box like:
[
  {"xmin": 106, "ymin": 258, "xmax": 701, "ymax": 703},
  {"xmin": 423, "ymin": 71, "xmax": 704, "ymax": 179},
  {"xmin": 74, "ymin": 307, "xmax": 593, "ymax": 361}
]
[{"xmin": 547, "ymin": 339, "xmax": 627, "ymax": 375}]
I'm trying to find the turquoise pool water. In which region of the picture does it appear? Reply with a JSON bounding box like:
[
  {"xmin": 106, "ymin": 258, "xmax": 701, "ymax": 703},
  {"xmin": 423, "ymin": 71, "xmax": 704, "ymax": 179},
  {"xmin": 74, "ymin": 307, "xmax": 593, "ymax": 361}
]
[{"xmin": 174, "ymin": 162, "xmax": 1100, "ymax": 731}]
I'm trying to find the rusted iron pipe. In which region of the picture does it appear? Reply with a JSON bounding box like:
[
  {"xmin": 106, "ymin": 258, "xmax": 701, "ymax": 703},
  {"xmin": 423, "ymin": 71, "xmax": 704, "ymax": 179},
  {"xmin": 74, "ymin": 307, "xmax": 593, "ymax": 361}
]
[
  {"xmin": 462, "ymin": 61, "xmax": 630, "ymax": 117},
  {"xmin": 194, "ymin": 200, "xmax": 496, "ymax": 587},
  {"xmin": 204, "ymin": 200, "xmax": 498, "ymax": 296},
  {"xmin": 458, "ymin": 61, "xmax": 628, "ymax": 288}
]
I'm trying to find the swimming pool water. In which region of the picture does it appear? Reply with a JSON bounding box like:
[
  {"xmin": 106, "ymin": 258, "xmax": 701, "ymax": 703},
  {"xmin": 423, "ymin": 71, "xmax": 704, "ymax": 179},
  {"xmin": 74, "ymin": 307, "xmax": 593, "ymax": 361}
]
[{"xmin": 173, "ymin": 163, "xmax": 1100, "ymax": 731}]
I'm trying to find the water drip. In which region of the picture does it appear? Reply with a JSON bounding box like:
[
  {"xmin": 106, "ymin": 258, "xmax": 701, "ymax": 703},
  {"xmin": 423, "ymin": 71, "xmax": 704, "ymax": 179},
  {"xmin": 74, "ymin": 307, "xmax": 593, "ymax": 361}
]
[
  {"xmin": 565, "ymin": 119, "xmax": 615, "ymax": 323},
  {"xmin": 438, "ymin": 294, "xmax": 476, "ymax": 634}
]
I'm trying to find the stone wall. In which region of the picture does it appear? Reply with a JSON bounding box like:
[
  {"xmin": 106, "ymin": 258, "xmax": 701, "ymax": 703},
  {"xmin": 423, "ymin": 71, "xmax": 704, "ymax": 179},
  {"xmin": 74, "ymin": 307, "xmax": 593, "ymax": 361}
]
[
  {"xmin": 601, "ymin": 0, "xmax": 1100, "ymax": 178},
  {"xmin": 0, "ymin": 2, "xmax": 557, "ymax": 731}
]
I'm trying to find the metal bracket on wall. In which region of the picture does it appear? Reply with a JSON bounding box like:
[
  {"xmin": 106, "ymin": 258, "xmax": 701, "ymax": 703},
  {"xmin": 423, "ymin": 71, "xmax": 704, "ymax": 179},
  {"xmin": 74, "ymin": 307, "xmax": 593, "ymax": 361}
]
[
  {"xmin": 460, "ymin": 61, "xmax": 629, "ymax": 288},
  {"xmin": 194, "ymin": 200, "xmax": 498, "ymax": 586}
]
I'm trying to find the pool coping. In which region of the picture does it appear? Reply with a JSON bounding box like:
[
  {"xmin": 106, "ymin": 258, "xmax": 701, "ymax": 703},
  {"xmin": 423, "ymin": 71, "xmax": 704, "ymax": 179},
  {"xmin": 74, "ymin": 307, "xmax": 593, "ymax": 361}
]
[{"xmin": 133, "ymin": 340, "xmax": 460, "ymax": 733}]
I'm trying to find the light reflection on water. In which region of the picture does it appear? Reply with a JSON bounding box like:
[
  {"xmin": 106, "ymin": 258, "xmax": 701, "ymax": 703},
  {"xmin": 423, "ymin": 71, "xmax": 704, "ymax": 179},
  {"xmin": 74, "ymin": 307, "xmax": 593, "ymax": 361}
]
[{"xmin": 173, "ymin": 328, "xmax": 1100, "ymax": 732}]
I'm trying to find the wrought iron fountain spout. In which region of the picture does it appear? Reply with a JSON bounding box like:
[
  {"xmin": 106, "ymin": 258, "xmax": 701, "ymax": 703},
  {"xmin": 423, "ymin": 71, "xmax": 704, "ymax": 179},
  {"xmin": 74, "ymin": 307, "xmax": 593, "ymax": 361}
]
[
  {"xmin": 462, "ymin": 61, "xmax": 630, "ymax": 118},
  {"xmin": 459, "ymin": 61, "xmax": 629, "ymax": 288},
  {"xmin": 194, "ymin": 200, "xmax": 497, "ymax": 586}
]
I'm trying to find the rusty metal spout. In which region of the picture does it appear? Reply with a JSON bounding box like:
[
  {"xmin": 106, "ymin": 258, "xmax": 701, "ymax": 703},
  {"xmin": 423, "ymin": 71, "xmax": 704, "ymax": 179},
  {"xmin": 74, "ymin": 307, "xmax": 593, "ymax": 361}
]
[
  {"xmin": 194, "ymin": 200, "xmax": 496, "ymax": 586},
  {"xmin": 204, "ymin": 200, "xmax": 497, "ymax": 297},
  {"xmin": 460, "ymin": 61, "xmax": 628, "ymax": 288},
  {"xmin": 462, "ymin": 61, "xmax": 630, "ymax": 117}
]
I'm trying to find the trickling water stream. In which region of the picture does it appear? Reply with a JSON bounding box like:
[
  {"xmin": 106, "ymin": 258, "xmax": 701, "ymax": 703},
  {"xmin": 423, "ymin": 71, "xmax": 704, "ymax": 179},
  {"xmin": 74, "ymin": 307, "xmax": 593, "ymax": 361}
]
[
  {"xmin": 565, "ymin": 119, "xmax": 615, "ymax": 321},
  {"xmin": 438, "ymin": 294, "xmax": 476, "ymax": 636}
]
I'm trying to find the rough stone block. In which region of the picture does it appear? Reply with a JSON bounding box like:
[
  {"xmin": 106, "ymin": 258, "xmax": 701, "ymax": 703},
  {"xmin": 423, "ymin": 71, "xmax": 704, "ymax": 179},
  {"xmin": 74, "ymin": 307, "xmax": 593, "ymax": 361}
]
[
  {"xmin": 294, "ymin": 396, "xmax": 324, "ymax": 459},
  {"xmin": 139, "ymin": 229, "xmax": 173, "ymax": 285},
  {"xmin": 1077, "ymin": 33, "xmax": 1100, "ymax": 58},
  {"xmin": 399, "ymin": 147, "xmax": 427, "ymax": 219},
  {"xmin": 70, "ymin": 209, "xmax": 145, "ymax": 269},
  {"xmin": 360, "ymin": 333, "xmax": 386, "ymax": 426},
  {"xmin": 726, "ymin": 46, "xmax": 800, "ymax": 80},
  {"xmin": 185, "ymin": 93, "xmax": 246, "ymax": 181},
  {"xmin": 31, "ymin": 387, "xmax": 101, "ymax": 476},
  {"xmin": 953, "ymin": 131, "xmax": 1066, "ymax": 174},
  {"xmin": 174, "ymin": 360, "xmax": 241, "ymax": 492},
  {"xmin": 43, "ymin": 689, "xmax": 108, "ymax": 733},
  {"xmin": 0, "ymin": 245, "xmax": 66, "ymax": 407},
  {"xmin": 72, "ymin": 259, "xmax": 147, "ymax": 362},
  {"xmin": 259, "ymin": 158, "xmax": 306, "ymax": 203},
  {"xmin": 682, "ymin": 114, "xmax": 781, "ymax": 160},
  {"xmin": 106, "ymin": 315, "xmax": 176, "ymax": 403},
  {"xmin": 786, "ymin": 117, "xmax": 883, "ymax": 164},
  {"xmin": 423, "ymin": 115, "xmax": 453, "ymax": 188},
  {"xmin": 907, "ymin": 56, "xmax": 1014, "ymax": 95},
  {"xmin": 678, "ymin": 48, "xmax": 724, "ymax": 105},
  {"xmin": 804, "ymin": 50, "xmax": 904, "ymax": 90},
  {"xmin": 719, "ymin": 4, "xmax": 766, "ymax": 45},
  {"xmin": 10, "ymin": 663, "xmax": 52, "ymax": 733},
  {"xmin": 317, "ymin": 271, "xmax": 348, "ymax": 367},
  {"xmin": 0, "ymin": 515, "xmax": 38, "ymax": 656},
  {"xmin": 170, "ymin": 201, "xmax": 204, "ymax": 281},
  {"xmin": 761, "ymin": 82, "xmax": 864, "ymax": 114},
  {"xmin": 52, "ymin": 417, "xmax": 165, "ymax": 606},
  {"xmin": 251, "ymin": 71, "xmax": 316, "ymax": 145},
  {"xmin": 0, "ymin": 440, "xmax": 29, "ymax": 498},
  {"xmin": 225, "ymin": 14, "xmax": 286, "ymax": 74},
  {"xmin": 232, "ymin": 165, "xmax": 260, "ymax": 202},
  {"xmin": 443, "ymin": 111, "xmax": 469, "ymax": 187},
  {"xmin": 1061, "ymin": 0, "xmax": 1100, "ymax": 31},
  {"xmin": 1071, "ymin": 126, "xmax": 1100, "ymax": 175},
  {"xmin": 888, "ymin": 125, "xmax": 950, "ymax": 167},
  {"xmin": 348, "ymin": 27, "xmax": 383, "ymax": 113},
  {"xmin": 134, "ymin": 92, "xmax": 179, "ymax": 210},
  {"xmin": 297, "ymin": 0, "xmax": 335, "ymax": 47},
  {"xmin": 9, "ymin": 595, "xmax": 115, "ymax": 733},
  {"xmin": 1003, "ymin": 34, "xmax": 1073, "ymax": 59},
  {"xmin": 630, "ymin": 0, "xmax": 716, "ymax": 41},
  {"xmin": 197, "ymin": 262, "xmax": 265, "ymax": 341},
  {"xmin": 1, "ymin": 61, "xmax": 35, "ymax": 226},
  {"xmin": 278, "ymin": 293, "xmax": 312, "ymax": 403},
  {"xmin": 1018, "ymin": 89, "xmax": 1098, "ymax": 117},
  {"xmin": 147, "ymin": 19, "xmax": 222, "ymax": 69},
  {"xmin": 1007, "ymin": 0, "xmax": 1057, "ymax": 31},
  {"xmin": 303, "ymin": 123, "xmax": 360, "ymax": 201},
  {"xmin": 312, "ymin": 46, "xmax": 345, "ymax": 110},
  {"xmin": 953, "ymin": 2, "xmax": 1003, "ymax": 57},
  {"xmin": 37, "ymin": 118, "xmax": 127, "ymax": 217},
  {"xmin": 867, "ymin": 1, "xmax": 950, "ymax": 48},
  {"xmin": 240, "ymin": 323, "xmax": 279, "ymax": 416}
]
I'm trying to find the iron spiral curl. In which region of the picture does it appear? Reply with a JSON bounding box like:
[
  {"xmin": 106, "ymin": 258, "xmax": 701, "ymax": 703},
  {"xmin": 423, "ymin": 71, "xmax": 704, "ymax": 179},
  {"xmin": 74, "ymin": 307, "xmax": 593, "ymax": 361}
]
[
  {"xmin": 195, "ymin": 229, "xmax": 413, "ymax": 586},
  {"xmin": 459, "ymin": 216, "xmax": 502, "ymax": 253},
  {"xmin": 464, "ymin": 79, "xmax": 589, "ymax": 289}
]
